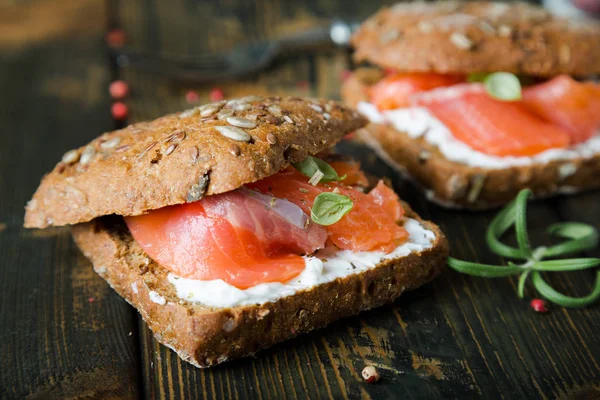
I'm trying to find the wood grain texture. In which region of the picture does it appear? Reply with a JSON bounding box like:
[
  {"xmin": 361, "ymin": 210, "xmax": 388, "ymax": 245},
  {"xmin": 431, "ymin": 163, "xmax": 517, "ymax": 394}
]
[
  {"xmin": 0, "ymin": 0, "xmax": 141, "ymax": 398},
  {"xmin": 3, "ymin": 0, "xmax": 600, "ymax": 398},
  {"xmin": 112, "ymin": 0, "xmax": 600, "ymax": 399}
]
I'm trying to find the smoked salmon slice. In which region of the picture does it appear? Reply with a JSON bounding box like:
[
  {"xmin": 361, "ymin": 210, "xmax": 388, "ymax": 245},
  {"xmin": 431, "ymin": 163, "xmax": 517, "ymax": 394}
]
[
  {"xmin": 523, "ymin": 75, "xmax": 600, "ymax": 144},
  {"xmin": 328, "ymin": 160, "xmax": 369, "ymax": 186},
  {"xmin": 412, "ymin": 84, "xmax": 571, "ymax": 157},
  {"xmin": 370, "ymin": 72, "xmax": 464, "ymax": 110},
  {"xmin": 368, "ymin": 181, "xmax": 404, "ymax": 222},
  {"xmin": 249, "ymin": 167, "xmax": 408, "ymax": 253},
  {"xmin": 126, "ymin": 160, "xmax": 408, "ymax": 288},
  {"xmin": 125, "ymin": 190, "xmax": 327, "ymax": 288}
]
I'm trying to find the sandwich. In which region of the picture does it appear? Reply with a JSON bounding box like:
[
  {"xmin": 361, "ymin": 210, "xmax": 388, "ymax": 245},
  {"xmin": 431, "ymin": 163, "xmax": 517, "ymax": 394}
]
[
  {"xmin": 24, "ymin": 96, "xmax": 448, "ymax": 367},
  {"xmin": 342, "ymin": 1, "xmax": 600, "ymax": 209}
]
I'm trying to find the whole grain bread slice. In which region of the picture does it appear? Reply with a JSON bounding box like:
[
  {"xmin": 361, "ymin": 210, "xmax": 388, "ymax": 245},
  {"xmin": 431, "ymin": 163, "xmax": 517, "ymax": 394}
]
[
  {"xmin": 342, "ymin": 69, "xmax": 600, "ymax": 209},
  {"xmin": 71, "ymin": 209, "xmax": 448, "ymax": 368},
  {"xmin": 351, "ymin": 1, "xmax": 600, "ymax": 77},
  {"xmin": 25, "ymin": 96, "xmax": 366, "ymax": 228}
]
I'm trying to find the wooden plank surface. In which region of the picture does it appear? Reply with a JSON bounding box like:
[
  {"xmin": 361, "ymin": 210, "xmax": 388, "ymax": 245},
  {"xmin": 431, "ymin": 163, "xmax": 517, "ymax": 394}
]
[
  {"xmin": 1, "ymin": 0, "xmax": 600, "ymax": 399},
  {"xmin": 0, "ymin": 1, "xmax": 141, "ymax": 399}
]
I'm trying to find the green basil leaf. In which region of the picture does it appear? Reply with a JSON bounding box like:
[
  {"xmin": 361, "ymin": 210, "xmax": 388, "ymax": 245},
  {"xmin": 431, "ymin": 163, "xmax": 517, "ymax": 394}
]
[
  {"xmin": 448, "ymin": 257, "xmax": 521, "ymax": 277},
  {"xmin": 532, "ymin": 270, "xmax": 600, "ymax": 308},
  {"xmin": 484, "ymin": 72, "xmax": 522, "ymax": 101},
  {"xmin": 311, "ymin": 193, "xmax": 353, "ymax": 226},
  {"xmin": 293, "ymin": 156, "xmax": 341, "ymax": 183},
  {"xmin": 543, "ymin": 222, "xmax": 599, "ymax": 258}
]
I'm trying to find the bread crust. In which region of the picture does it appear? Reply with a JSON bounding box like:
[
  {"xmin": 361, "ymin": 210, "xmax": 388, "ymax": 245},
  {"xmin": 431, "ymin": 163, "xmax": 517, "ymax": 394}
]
[
  {"xmin": 342, "ymin": 69, "xmax": 600, "ymax": 209},
  {"xmin": 71, "ymin": 212, "xmax": 448, "ymax": 368},
  {"xmin": 351, "ymin": 1, "xmax": 600, "ymax": 77},
  {"xmin": 25, "ymin": 97, "xmax": 366, "ymax": 228}
]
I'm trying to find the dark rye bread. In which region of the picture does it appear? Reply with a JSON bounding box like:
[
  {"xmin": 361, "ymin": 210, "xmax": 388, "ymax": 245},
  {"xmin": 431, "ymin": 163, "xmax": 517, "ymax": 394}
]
[
  {"xmin": 351, "ymin": 1, "xmax": 600, "ymax": 77},
  {"xmin": 342, "ymin": 69, "xmax": 600, "ymax": 209},
  {"xmin": 71, "ymin": 209, "xmax": 448, "ymax": 368},
  {"xmin": 25, "ymin": 96, "xmax": 366, "ymax": 228}
]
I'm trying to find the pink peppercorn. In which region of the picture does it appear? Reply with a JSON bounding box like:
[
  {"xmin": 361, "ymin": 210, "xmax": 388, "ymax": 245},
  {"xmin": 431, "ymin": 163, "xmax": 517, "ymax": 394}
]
[
  {"xmin": 209, "ymin": 88, "xmax": 224, "ymax": 102},
  {"xmin": 361, "ymin": 366, "xmax": 380, "ymax": 383},
  {"xmin": 185, "ymin": 90, "xmax": 200, "ymax": 104},
  {"xmin": 106, "ymin": 29, "xmax": 126, "ymax": 48},
  {"xmin": 296, "ymin": 80, "xmax": 310, "ymax": 90},
  {"xmin": 109, "ymin": 80, "xmax": 129, "ymax": 100},
  {"xmin": 530, "ymin": 299, "xmax": 548, "ymax": 313},
  {"xmin": 111, "ymin": 102, "xmax": 128, "ymax": 120}
]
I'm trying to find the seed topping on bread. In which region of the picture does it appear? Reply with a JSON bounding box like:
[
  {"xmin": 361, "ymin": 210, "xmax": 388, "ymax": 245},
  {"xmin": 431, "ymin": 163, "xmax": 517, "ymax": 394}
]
[
  {"xmin": 24, "ymin": 96, "xmax": 367, "ymax": 228},
  {"xmin": 352, "ymin": 1, "xmax": 600, "ymax": 76}
]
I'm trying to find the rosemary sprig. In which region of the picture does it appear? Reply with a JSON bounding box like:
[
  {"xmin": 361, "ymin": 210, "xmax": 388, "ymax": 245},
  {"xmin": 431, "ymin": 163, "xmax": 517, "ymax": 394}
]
[{"xmin": 448, "ymin": 189, "xmax": 600, "ymax": 308}]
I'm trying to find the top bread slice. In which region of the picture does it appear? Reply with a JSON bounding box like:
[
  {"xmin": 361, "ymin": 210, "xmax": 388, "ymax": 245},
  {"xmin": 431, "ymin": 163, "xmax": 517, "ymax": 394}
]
[
  {"xmin": 24, "ymin": 96, "xmax": 367, "ymax": 228},
  {"xmin": 351, "ymin": 1, "xmax": 600, "ymax": 77}
]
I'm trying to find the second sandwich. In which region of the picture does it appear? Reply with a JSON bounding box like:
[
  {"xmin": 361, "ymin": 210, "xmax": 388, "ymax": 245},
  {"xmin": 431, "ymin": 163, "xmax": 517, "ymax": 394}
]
[{"xmin": 343, "ymin": 1, "xmax": 600, "ymax": 208}]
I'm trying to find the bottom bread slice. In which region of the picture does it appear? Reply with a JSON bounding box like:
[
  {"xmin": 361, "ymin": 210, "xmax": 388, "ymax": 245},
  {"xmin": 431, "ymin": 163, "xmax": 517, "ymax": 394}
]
[
  {"xmin": 71, "ymin": 213, "xmax": 448, "ymax": 368},
  {"xmin": 342, "ymin": 68, "xmax": 600, "ymax": 209}
]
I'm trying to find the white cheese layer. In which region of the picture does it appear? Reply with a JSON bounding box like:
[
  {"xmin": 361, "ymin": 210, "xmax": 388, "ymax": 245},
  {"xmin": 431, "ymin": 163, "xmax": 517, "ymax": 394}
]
[
  {"xmin": 167, "ymin": 218, "xmax": 435, "ymax": 308},
  {"xmin": 357, "ymin": 101, "xmax": 600, "ymax": 169}
]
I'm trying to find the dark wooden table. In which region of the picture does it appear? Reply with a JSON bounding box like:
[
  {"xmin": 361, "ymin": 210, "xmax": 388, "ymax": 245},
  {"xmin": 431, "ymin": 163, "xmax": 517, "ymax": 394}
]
[{"xmin": 1, "ymin": 0, "xmax": 599, "ymax": 398}]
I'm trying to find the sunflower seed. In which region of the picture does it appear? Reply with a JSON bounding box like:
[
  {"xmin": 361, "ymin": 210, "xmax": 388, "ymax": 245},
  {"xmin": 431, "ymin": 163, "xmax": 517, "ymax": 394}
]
[
  {"xmin": 322, "ymin": 113, "xmax": 331, "ymax": 120},
  {"xmin": 266, "ymin": 133, "xmax": 277, "ymax": 145},
  {"xmin": 233, "ymin": 102, "xmax": 252, "ymax": 111},
  {"xmin": 307, "ymin": 118, "xmax": 312, "ymax": 124},
  {"xmin": 165, "ymin": 143, "xmax": 177, "ymax": 155},
  {"xmin": 61, "ymin": 150, "xmax": 79, "ymax": 164},
  {"xmin": 309, "ymin": 104, "xmax": 323, "ymax": 112},
  {"xmin": 229, "ymin": 143, "xmax": 241, "ymax": 156},
  {"xmin": 267, "ymin": 105, "xmax": 282, "ymax": 117},
  {"xmin": 283, "ymin": 115, "xmax": 294, "ymax": 124},
  {"xmin": 380, "ymin": 29, "xmax": 400, "ymax": 43},
  {"xmin": 226, "ymin": 116, "xmax": 257, "ymax": 129},
  {"xmin": 100, "ymin": 137, "xmax": 121, "ymax": 149},
  {"xmin": 199, "ymin": 103, "xmax": 221, "ymax": 117},
  {"xmin": 80, "ymin": 146, "xmax": 96, "ymax": 165},
  {"xmin": 418, "ymin": 150, "xmax": 431, "ymax": 163},
  {"xmin": 479, "ymin": 21, "xmax": 495, "ymax": 34},
  {"xmin": 450, "ymin": 32, "xmax": 473, "ymax": 50},
  {"xmin": 215, "ymin": 126, "xmax": 251, "ymax": 142},
  {"xmin": 238, "ymin": 95, "xmax": 263, "ymax": 103},
  {"xmin": 187, "ymin": 173, "xmax": 210, "ymax": 202},
  {"xmin": 179, "ymin": 108, "xmax": 199, "ymax": 119},
  {"xmin": 467, "ymin": 174, "xmax": 486, "ymax": 203},
  {"xmin": 226, "ymin": 99, "xmax": 252, "ymax": 111},
  {"xmin": 116, "ymin": 144, "xmax": 130, "ymax": 152},
  {"xmin": 418, "ymin": 21, "xmax": 434, "ymax": 33},
  {"xmin": 217, "ymin": 109, "xmax": 234, "ymax": 120},
  {"xmin": 165, "ymin": 130, "xmax": 186, "ymax": 143},
  {"xmin": 128, "ymin": 127, "xmax": 144, "ymax": 134},
  {"xmin": 324, "ymin": 103, "xmax": 333, "ymax": 113},
  {"xmin": 189, "ymin": 146, "xmax": 199, "ymax": 162},
  {"xmin": 137, "ymin": 141, "xmax": 157, "ymax": 160},
  {"xmin": 498, "ymin": 25, "xmax": 512, "ymax": 37}
]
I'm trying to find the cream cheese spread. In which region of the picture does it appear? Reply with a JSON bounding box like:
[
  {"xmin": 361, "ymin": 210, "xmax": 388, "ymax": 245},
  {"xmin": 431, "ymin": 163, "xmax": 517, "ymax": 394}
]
[
  {"xmin": 167, "ymin": 218, "xmax": 435, "ymax": 308},
  {"xmin": 357, "ymin": 101, "xmax": 600, "ymax": 169}
]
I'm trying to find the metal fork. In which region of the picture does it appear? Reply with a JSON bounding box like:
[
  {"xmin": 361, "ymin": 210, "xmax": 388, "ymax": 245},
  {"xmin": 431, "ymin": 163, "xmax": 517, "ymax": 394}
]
[{"xmin": 112, "ymin": 20, "xmax": 355, "ymax": 83}]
